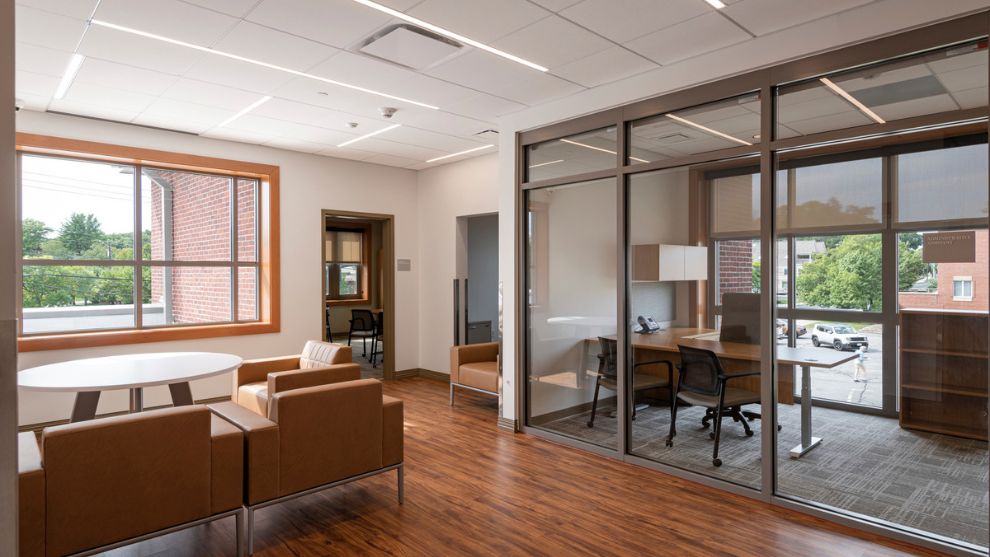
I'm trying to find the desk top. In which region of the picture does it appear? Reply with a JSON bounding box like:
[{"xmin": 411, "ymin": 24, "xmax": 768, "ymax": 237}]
[
  {"xmin": 18, "ymin": 352, "xmax": 243, "ymax": 392},
  {"xmin": 604, "ymin": 328, "xmax": 856, "ymax": 369}
]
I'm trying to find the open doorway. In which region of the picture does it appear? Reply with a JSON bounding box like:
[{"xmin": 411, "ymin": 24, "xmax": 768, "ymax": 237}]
[
  {"xmin": 454, "ymin": 213, "xmax": 499, "ymax": 346},
  {"xmin": 321, "ymin": 210, "xmax": 395, "ymax": 380}
]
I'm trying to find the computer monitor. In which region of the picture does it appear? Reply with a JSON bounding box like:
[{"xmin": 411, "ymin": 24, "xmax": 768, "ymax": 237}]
[{"xmin": 720, "ymin": 292, "xmax": 761, "ymax": 345}]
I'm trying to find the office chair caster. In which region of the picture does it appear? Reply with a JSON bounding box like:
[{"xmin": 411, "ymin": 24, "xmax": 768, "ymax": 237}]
[
  {"xmin": 665, "ymin": 439, "xmax": 673, "ymax": 447},
  {"xmin": 712, "ymin": 458, "xmax": 722, "ymax": 467},
  {"xmin": 709, "ymin": 432, "xmax": 716, "ymax": 439},
  {"xmin": 745, "ymin": 430, "xmax": 754, "ymax": 437},
  {"xmin": 586, "ymin": 421, "xmax": 594, "ymax": 428}
]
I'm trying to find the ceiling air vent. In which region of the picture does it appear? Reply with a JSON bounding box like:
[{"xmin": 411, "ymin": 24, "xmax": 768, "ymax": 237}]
[{"xmin": 356, "ymin": 24, "xmax": 463, "ymax": 71}]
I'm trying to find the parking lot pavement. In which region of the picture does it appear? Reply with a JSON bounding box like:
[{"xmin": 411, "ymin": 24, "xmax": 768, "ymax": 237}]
[{"xmin": 780, "ymin": 331, "xmax": 884, "ymax": 408}]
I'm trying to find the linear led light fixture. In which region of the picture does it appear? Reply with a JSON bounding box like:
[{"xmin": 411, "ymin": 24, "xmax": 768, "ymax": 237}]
[
  {"xmin": 349, "ymin": 0, "xmax": 549, "ymax": 72},
  {"xmin": 54, "ymin": 53, "xmax": 86, "ymax": 100},
  {"xmin": 529, "ymin": 159, "xmax": 564, "ymax": 169},
  {"xmin": 426, "ymin": 144, "xmax": 494, "ymax": 163},
  {"xmin": 89, "ymin": 20, "xmax": 440, "ymax": 110},
  {"xmin": 665, "ymin": 114, "xmax": 752, "ymax": 146},
  {"xmin": 819, "ymin": 77, "xmax": 886, "ymax": 124},
  {"xmin": 337, "ymin": 123, "xmax": 402, "ymax": 147},
  {"xmin": 704, "ymin": 0, "xmax": 727, "ymax": 8},
  {"xmin": 217, "ymin": 95, "xmax": 272, "ymax": 128},
  {"xmin": 559, "ymin": 138, "xmax": 651, "ymax": 164}
]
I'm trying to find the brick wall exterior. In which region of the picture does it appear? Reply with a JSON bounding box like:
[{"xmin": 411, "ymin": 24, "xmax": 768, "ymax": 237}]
[
  {"xmin": 718, "ymin": 239, "xmax": 756, "ymax": 303},
  {"xmin": 147, "ymin": 171, "xmax": 257, "ymax": 324},
  {"xmin": 899, "ymin": 229, "xmax": 988, "ymax": 311}
]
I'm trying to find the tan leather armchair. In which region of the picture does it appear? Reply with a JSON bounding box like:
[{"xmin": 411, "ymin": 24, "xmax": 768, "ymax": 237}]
[
  {"xmin": 233, "ymin": 340, "xmax": 359, "ymax": 417},
  {"xmin": 210, "ymin": 378, "xmax": 403, "ymax": 555},
  {"xmin": 18, "ymin": 406, "xmax": 243, "ymax": 557},
  {"xmin": 450, "ymin": 342, "xmax": 499, "ymax": 405}
]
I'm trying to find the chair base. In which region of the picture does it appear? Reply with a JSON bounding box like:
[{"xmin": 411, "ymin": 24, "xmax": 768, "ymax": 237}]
[
  {"xmin": 449, "ymin": 382, "xmax": 498, "ymax": 405},
  {"xmin": 245, "ymin": 462, "xmax": 403, "ymax": 555},
  {"xmin": 68, "ymin": 508, "xmax": 244, "ymax": 557}
]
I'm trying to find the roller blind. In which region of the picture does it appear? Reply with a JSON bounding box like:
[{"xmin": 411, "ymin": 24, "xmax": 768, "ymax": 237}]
[
  {"xmin": 326, "ymin": 230, "xmax": 363, "ymax": 262},
  {"xmin": 711, "ymin": 173, "xmax": 760, "ymax": 236},
  {"xmin": 896, "ymin": 143, "xmax": 989, "ymax": 225},
  {"xmin": 779, "ymin": 157, "xmax": 883, "ymax": 232}
]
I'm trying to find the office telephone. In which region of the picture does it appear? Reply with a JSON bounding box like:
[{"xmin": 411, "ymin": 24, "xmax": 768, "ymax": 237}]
[{"xmin": 634, "ymin": 315, "xmax": 661, "ymax": 334}]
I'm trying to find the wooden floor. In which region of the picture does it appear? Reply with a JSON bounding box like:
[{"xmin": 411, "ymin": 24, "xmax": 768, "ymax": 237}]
[{"xmin": 108, "ymin": 376, "xmax": 941, "ymax": 557}]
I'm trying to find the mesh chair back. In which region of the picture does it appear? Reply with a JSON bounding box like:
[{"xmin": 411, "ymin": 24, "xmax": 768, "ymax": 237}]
[
  {"xmin": 375, "ymin": 310, "xmax": 385, "ymax": 335},
  {"xmin": 350, "ymin": 309, "xmax": 375, "ymax": 331},
  {"xmin": 676, "ymin": 345, "xmax": 724, "ymax": 396},
  {"xmin": 597, "ymin": 337, "xmax": 618, "ymax": 380}
]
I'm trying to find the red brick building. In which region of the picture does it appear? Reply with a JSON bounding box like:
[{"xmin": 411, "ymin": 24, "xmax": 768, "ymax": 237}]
[{"xmin": 898, "ymin": 229, "xmax": 988, "ymax": 311}]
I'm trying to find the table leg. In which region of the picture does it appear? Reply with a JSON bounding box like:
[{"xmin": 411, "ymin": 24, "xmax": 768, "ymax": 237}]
[
  {"xmin": 789, "ymin": 364, "xmax": 822, "ymax": 458},
  {"xmin": 70, "ymin": 391, "xmax": 100, "ymax": 422},
  {"xmin": 129, "ymin": 387, "xmax": 144, "ymax": 413},
  {"xmin": 169, "ymin": 382, "xmax": 194, "ymax": 406}
]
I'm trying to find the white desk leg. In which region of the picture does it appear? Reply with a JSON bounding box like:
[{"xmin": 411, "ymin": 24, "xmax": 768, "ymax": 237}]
[
  {"xmin": 129, "ymin": 387, "xmax": 144, "ymax": 413},
  {"xmin": 789, "ymin": 364, "xmax": 822, "ymax": 458}
]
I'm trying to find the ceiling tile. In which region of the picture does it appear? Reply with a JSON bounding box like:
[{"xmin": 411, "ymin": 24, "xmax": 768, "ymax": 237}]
[
  {"xmin": 78, "ymin": 25, "xmax": 205, "ymax": 75},
  {"xmin": 427, "ymin": 50, "xmax": 583, "ymax": 105},
  {"xmin": 407, "ymin": 0, "xmax": 550, "ymax": 42},
  {"xmin": 47, "ymin": 98, "xmax": 142, "ymax": 122},
  {"xmin": 560, "ymin": 0, "xmax": 708, "ymax": 43},
  {"xmin": 160, "ymin": 78, "xmax": 265, "ymax": 111},
  {"xmin": 262, "ymin": 137, "xmax": 335, "ymax": 153},
  {"xmin": 246, "ymin": 0, "xmax": 391, "ymax": 48},
  {"xmin": 441, "ymin": 92, "xmax": 525, "ymax": 120},
  {"xmin": 251, "ymin": 98, "xmax": 383, "ymax": 131},
  {"xmin": 61, "ymin": 81, "xmax": 159, "ymax": 113},
  {"xmin": 131, "ymin": 115, "xmax": 215, "ymax": 134},
  {"xmin": 494, "ymin": 15, "xmax": 612, "ymax": 70},
  {"xmin": 211, "ymin": 20, "xmax": 339, "ymax": 71},
  {"xmin": 16, "ymin": 70, "xmax": 59, "ymax": 98},
  {"xmin": 201, "ymin": 127, "xmax": 272, "ymax": 144},
  {"xmin": 551, "ymin": 45, "xmax": 657, "ymax": 88},
  {"xmin": 74, "ymin": 58, "xmax": 181, "ymax": 97},
  {"xmin": 625, "ymin": 13, "xmax": 751, "ymax": 66},
  {"xmin": 352, "ymin": 137, "xmax": 447, "ymax": 161},
  {"xmin": 183, "ymin": 55, "xmax": 297, "ymax": 94},
  {"xmin": 274, "ymin": 75, "xmax": 421, "ymax": 120},
  {"xmin": 16, "ymin": 42, "xmax": 74, "ymax": 77},
  {"xmin": 16, "ymin": 0, "xmax": 100, "ymax": 20},
  {"xmin": 722, "ymin": 0, "xmax": 873, "ymax": 37},
  {"xmin": 181, "ymin": 0, "xmax": 262, "ymax": 17},
  {"xmin": 393, "ymin": 108, "xmax": 492, "ymax": 139},
  {"xmin": 362, "ymin": 152, "xmax": 422, "ymax": 169},
  {"xmin": 94, "ymin": 0, "xmax": 240, "ymax": 46},
  {"xmin": 314, "ymin": 146, "xmax": 378, "ymax": 162},
  {"xmin": 224, "ymin": 114, "xmax": 353, "ymax": 144},
  {"xmin": 138, "ymin": 97, "xmax": 237, "ymax": 128},
  {"xmin": 530, "ymin": 0, "xmax": 582, "ymax": 11},
  {"xmin": 16, "ymin": 5, "xmax": 88, "ymax": 52},
  {"xmin": 378, "ymin": 126, "xmax": 489, "ymax": 152}
]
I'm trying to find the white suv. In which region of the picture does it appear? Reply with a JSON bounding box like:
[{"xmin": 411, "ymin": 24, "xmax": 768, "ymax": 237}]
[{"xmin": 811, "ymin": 323, "xmax": 869, "ymax": 351}]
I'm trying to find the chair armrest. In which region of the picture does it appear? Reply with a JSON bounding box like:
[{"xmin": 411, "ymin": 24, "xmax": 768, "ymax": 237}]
[
  {"xmin": 234, "ymin": 355, "xmax": 302, "ymax": 390},
  {"xmin": 382, "ymin": 395, "xmax": 404, "ymax": 467},
  {"xmin": 267, "ymin": 363, "xmax": 360, "ymax": 395},
  {"xmin": 19, "ymin": 432, "xmax": 45, "ymax": 557},
  {"xmin": 450, "ymin": 342, "xmax": 499, "ymax": 382},
  {"xmin": 209, "ymin": 402, "xmax": 279, "ymax": 505},
  {"xmin": 209, "ymin": 416, "xmax": 243, "ymax": 514}
]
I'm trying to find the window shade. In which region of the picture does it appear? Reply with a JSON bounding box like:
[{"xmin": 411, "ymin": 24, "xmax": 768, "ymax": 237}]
[
  {"xmin": 778, "ymin": 157, "xmax": 882, "ymax": 232},
  {"xmin": 711, "ymin": 173, "xmax": 760, "ymax": 236},
  {"xmin": 896, "ymin": 143, "xmax": 988, "ymax": 224},
  {"xmin": 327, "ymin": 230, "xmax": 363, "ymax": 262}
]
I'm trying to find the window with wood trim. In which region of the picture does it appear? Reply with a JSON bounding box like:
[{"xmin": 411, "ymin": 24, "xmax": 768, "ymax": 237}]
[
  {"xmin": 325, "ymin": 223, "xmax": 369, "ymax": 302},
  {"xmin": 15, "ymin": 134, "xmax": 280, "ymax": 351}
]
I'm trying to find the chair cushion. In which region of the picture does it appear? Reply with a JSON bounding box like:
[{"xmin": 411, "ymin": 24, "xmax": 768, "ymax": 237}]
[
  {"xmin": 678, "ymin": 387, "xmax": 759, "ymax": 409},
  {"xmin": 299, "ymin": 340, "xmax": 351, "ymax": 369},
  {"xmin": 237, "ymin": 381, "xmax": 270, "ymax": 417},
  {"xmin": 457, "ymin": 361, "xmax": 498, "ymax": 393}
]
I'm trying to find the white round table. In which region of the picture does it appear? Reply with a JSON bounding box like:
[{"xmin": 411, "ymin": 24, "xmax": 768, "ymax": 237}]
[{"xmin": 18, "ymin": 352, "xmax": 243, "ymax": 422}]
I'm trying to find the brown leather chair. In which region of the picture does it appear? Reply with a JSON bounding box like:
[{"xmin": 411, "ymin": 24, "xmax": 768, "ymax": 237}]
[
  {"xmin": 210, "ymin": 378, "xmax": 403, "ymax": 555},
  {"xmin": 232, "ymin": 340, "xmax": 359, "ymax": 417},
  {"xmin": 450, "ymin": 342, "xmax": 499, "ymax": 405},
  {"xmin": 18, "ymin": 406, "xmax": 243, "ymax": 557}
]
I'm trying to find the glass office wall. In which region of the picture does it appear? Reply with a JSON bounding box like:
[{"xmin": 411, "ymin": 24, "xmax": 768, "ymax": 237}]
[{"xmin": 525, "ymin": 177, "xmax": 617, "ymax": 449}]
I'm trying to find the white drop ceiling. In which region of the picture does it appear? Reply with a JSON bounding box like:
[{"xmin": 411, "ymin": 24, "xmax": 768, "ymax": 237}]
[{"xmin": 12, "ymin": 0, "xmax": 955, "ymax": 170}]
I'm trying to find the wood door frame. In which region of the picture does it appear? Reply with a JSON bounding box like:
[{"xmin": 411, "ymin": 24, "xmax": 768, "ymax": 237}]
[{"xmin": 321, "ymin": 209, "xmax": 396, "ymax": 380}]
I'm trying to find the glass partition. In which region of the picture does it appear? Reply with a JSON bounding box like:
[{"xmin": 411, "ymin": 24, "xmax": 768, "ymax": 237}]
[
  {"xmin": 526, "ymin": 127, "xmax": 618, "ymax": 182},
  {"xmin": 525, "ymin": 178, "xmax": 617, "ymax": 449}
]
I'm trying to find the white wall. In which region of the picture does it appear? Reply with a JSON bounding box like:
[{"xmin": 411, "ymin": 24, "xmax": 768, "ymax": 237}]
[
  {"xmin": 16, "ymin": 110, "xmax": 420, "ymax": 425},
  {"xmin": 415, "ymin": 153, "xmax": 498, "ymax": 374}
]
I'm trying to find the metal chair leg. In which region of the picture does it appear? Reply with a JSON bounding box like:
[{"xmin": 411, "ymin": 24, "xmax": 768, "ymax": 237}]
[
  {"xmin": 587, "ymin": 378, "xmax": 602, "ymax": 427},
  {"xmin": 246, "ymin": 508, "xmax": 255, "ymax": 556},
  {"xmin": 235, "ymin": 508, "xmax": 245, "ymax": 557},
  {"xmin": 398, "ymin": 464, "xmax": 404, "ymax": 504},
  {"xmin": 712, "ymin": 405, "xmax": 725, "ymax": 467},
  {"xmin": 449, "ymin": 383, "xmax": 455, "ymax": 405}
]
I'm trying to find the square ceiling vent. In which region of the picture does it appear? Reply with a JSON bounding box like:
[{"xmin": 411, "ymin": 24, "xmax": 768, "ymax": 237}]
[{"xmin": 357, "ymin": 24, "xmax": 463, "ymax": 71}]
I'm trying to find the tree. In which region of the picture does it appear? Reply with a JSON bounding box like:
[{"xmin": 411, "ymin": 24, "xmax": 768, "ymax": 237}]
[
  {"xmin": 22, "ymin": 218, "xmax": 51, "ymax": 256},
  {"xmin": 59, "ymin": 213, "xmax": 103, "ymax": 256},
  {"xmin": 751, "ymin": 260, "xmax": 761, "ymax": 292}
]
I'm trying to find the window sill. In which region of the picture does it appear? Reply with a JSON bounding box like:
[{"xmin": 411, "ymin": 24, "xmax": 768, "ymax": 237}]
[
  {"xmin": 17, "ymin": 321, "xmax": 280, "ymax": 352},
  {"xmin": 326, "ymin": 298, "xmax": 370, "ymax": 307}
]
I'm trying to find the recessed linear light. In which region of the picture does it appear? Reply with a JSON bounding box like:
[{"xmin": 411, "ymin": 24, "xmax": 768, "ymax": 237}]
[
  {"xmin": 217, "ymin": 95, "xmax": 272, "ymax": 128},
  {"xmin": 559, "ymin": 138, "xmax": 651, "ymax": 164},
  {"xmin": 349, "ymin": 0, "xmax": 549, "ymax": 73},
  {"xmin": 529, "ymin": 159, "xmax": 564, "ymax": 169},
  {"xmin": 89, "ymin": 20, "xmax": 440, "ymax": 110},
  {"xmin": 54, "ymin": 53, "xmax": 85, "ymax": 100},
  {"xmin": 820, "ymin": 77, "xmax": 886, "ymax": 124},
  {"xmin": 704, "ymin": 0, "xmax": 727, "ymax": 8},
  {"xmin": 337, "ymin": 123, "xmax": 402, "ymax": 147},
  {"xmin": 426, "ymin": 144, "xmax": 494, "ymax": 163},
  {"xmin": 665, "ymin": 114, "xmax": 752, "ymax": 146}
]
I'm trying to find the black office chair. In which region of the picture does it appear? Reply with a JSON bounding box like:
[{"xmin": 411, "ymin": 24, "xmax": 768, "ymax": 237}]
[
  {"xmin": 588, "ymin": 337, "xmax": 674, "ymax": 428},
  {"xmin": 325, "ymin": 306, "xmax": 333, "ymax": 342},
  {"xmin": 666, "ymin": 345, "xmax": 762, "ymax": 467},
  {"xmin": 347, "ymin": 309, "xmax": 376, "ymax": 359},
  {"xmin": 370, "ymin": 310, "xmax": 384, "ymax": 368}
]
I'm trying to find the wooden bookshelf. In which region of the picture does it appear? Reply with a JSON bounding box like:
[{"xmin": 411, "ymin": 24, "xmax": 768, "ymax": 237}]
[{"xmin": 899, "ymin": 309, "xmax": 988, "ymax": 441}]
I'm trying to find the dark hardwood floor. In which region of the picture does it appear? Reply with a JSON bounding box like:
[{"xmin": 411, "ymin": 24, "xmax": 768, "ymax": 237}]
[{"xmin": 107, "ymin": 377, "xmax": 941, "ymax": 557}]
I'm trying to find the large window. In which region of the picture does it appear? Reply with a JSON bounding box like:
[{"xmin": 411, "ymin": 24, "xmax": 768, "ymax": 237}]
[
  {"xmin": 324, "ymin": 226, "xmax": 367, "ymax": 301},
  {"xmin": 17, "ymin": 136, "xmax": 279, "ymax": 350}
]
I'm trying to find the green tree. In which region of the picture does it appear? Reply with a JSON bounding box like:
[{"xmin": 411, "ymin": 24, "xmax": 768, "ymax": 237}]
[
  {"xmin": 59, "ymin": 213, "xmax": 104, "ymax": 256},
  {"xmin": 21, "ymin": 218, "xmax": 51, "ymax": 256},
  {"xmin": 751, "ymin": 260, "xmax": 761, "ymax": 291}
]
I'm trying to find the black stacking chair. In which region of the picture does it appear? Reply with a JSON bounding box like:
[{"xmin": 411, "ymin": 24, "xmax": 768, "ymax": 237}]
[
  {"xmin": 348, "ymin": 309, "xmax": 376, "ymax": 359},
  {"xmin": 666, "ymin": 345, "xmax": 763, "ymax": 467},
  {"xmin": 587, "ymin": 337, "xmax": 675, "ymax": 428},
  {"xmin": 370, "ymin": 310, "xmax": 385, "ymax": 368}
]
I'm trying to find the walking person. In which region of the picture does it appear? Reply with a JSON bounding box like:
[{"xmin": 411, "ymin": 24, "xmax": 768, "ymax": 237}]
[{"xmin": 853, "ymin": 345, "xmax": 868, "ymax": 382}]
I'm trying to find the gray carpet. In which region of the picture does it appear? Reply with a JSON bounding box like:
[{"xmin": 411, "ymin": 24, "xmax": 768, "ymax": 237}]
[{"xmin": 542, "ymin": 402, "xmax": 989, "ymax": 548}]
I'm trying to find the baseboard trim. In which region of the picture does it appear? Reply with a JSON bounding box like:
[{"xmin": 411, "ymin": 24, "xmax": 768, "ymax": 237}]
[
  {"xmin": 529, "ymin": 396, "xmax": 616, "ymax": 426},
  {"xmin": 19, "ymin": 395, "xmax": 231, "ymax": 433},
  {"xmin": 418, "ymin": 369, "xmax": 450, "ymax": 382},
  {"xmin": 497, "ymin": 416, "xmax": 518, "ymax": 433},
  {"xmin": 393, "ymin": 368, "xmax": 422, "ymax": 379}
]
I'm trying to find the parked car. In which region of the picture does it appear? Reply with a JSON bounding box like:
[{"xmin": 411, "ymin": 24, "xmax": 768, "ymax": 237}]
[
  {"xmin": 811, "ymin": 323, "xmax": 868, "ymax": 351},
  {"xmin": 776, "ymin": 320, "xmax": 807, "ymax": 338}
]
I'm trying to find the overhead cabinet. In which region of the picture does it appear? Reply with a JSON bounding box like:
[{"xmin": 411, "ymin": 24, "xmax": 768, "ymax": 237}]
[{"xmin": 631, "ymin": 244, "xmax": 707, "ymax": 282}]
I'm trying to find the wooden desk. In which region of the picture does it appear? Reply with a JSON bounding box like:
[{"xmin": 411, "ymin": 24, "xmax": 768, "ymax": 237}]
[{"xmin": 597, "ymin": 328, "xmax": 856, "ymax": 458}]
